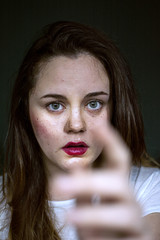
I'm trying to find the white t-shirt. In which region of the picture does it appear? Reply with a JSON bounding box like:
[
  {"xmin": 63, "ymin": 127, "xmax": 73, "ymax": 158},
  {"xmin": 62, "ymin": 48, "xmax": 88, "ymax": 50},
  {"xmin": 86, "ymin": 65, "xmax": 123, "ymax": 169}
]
[
  {"xmin": 129, "ymin": 166, "xmax": 160, "ymax": 216},
  {"xmin": 0, "ymin": 166, "xmax": 160, "ymax": 240}
]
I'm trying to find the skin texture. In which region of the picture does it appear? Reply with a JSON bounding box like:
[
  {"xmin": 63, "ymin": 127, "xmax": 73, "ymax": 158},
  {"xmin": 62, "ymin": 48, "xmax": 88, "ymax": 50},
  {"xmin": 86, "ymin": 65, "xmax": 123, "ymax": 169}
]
[
  {"xmin": 29, "ymin": 54, "xmax": 110, "ymax": 178},
  {"xmin": 29, "ymin": 53, "xmax": 160, "ymax": 239}
]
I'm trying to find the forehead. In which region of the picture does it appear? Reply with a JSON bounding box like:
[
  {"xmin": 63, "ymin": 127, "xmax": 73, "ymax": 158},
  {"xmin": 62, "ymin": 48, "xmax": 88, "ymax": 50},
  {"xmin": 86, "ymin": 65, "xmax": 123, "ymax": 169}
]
[{"xmin": 33, "ymin": 54, "xmax": 110, "ymax": 95}]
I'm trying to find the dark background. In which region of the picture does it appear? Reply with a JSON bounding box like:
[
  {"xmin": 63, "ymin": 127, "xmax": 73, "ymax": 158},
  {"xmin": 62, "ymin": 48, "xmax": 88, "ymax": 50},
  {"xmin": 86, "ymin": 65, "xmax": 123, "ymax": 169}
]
[{"xmin": 0, "ymin": 0, "xmax": 160, "ymax": 162}]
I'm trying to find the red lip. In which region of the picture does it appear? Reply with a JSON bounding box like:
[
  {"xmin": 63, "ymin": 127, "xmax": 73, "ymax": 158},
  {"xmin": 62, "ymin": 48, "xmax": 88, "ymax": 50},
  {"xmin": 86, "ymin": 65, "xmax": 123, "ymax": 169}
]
[{"xmin": 62, "ymin": 142, "xmax": 88, "ymax": 156}]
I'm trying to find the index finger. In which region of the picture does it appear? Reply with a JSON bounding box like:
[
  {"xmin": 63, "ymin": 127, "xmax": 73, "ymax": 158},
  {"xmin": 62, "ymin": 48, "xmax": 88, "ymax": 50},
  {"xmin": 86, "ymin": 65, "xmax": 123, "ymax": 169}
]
[{"xmin": 94, "ymin": 122, "xmax": 131, "ymax": 174}]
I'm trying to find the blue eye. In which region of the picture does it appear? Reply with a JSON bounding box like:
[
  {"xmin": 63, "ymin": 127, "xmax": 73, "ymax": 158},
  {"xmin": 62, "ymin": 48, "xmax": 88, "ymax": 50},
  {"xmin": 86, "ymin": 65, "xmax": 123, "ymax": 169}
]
[
  {"xmin": 47, "ymin": 102, "xmax": 63, "ymax": 112},
  {"xmin": 87, "ymin": 101, "xmax": 102, "ymax": 110}
]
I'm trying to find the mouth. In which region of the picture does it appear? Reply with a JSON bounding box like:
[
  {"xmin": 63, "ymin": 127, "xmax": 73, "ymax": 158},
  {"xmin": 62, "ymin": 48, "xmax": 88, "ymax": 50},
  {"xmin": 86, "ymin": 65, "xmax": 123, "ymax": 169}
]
[{"xmin": 62, "ymin": 142, "xmax": 88, "ymax": 156}]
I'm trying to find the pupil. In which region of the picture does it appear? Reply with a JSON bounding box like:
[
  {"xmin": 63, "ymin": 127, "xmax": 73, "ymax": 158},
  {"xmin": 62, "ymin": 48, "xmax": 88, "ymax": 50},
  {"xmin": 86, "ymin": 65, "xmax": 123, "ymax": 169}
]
[
  {"xmin": 91, "ymin": 102, "xmax": 97, "ymax": 108},
  {"xmin": 53, "ymin": 103, "xmax": 59, "ymax": 109}
]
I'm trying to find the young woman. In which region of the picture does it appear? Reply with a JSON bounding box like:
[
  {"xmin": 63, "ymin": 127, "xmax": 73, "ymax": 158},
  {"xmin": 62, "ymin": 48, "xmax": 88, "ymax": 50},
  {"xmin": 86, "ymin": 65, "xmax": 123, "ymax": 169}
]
[{"xmin": 0, "ymin": 21, "xmax": 160, "ymax": 240}]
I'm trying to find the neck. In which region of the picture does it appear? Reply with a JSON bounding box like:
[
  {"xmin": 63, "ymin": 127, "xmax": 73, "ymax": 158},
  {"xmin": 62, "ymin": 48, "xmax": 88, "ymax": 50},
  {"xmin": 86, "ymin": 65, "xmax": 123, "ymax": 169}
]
[
  {"xmin": 45, "ymin": 161, "xmax": 74, "ymax": 201},
  {"xmin": 47, "ymin": 176, "xmax": 75, "ymax": 201}
]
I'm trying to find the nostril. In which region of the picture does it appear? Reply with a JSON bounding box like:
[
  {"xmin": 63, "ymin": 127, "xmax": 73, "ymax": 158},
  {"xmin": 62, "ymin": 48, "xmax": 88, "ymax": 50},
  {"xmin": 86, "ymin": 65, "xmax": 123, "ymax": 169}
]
[{"xmin": 64, "ymin": 112, "xmax": 86, "ymax": 133}]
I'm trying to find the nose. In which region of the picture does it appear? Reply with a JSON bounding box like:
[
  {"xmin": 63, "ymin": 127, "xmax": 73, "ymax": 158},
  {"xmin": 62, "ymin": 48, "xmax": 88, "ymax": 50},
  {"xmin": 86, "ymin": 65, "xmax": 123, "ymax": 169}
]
[{"xmin": 64, "ymin": 108, "xmax": 86, "ymax": 133}]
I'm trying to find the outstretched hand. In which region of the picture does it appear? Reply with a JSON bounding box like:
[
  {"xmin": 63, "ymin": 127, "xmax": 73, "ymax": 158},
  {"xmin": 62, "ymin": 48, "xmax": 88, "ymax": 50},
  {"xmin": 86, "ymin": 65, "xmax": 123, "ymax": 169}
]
[{"xmin": 54, "ymin": 123, "xmax": 151, "ymax": 239}]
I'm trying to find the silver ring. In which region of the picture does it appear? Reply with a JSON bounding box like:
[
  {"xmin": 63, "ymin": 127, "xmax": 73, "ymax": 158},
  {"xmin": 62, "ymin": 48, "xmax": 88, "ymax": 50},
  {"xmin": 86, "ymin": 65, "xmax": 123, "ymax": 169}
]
[{"xmin": 91, "ymin": 194, "xmax": 101, "ymax": 205}]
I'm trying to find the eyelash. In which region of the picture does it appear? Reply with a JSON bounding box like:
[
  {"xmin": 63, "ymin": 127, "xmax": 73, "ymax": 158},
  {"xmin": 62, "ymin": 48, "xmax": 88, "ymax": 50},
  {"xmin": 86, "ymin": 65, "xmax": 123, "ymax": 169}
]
[{"xmin": 46, "ymin": 100, "xmax": 104, "ymax": 112}]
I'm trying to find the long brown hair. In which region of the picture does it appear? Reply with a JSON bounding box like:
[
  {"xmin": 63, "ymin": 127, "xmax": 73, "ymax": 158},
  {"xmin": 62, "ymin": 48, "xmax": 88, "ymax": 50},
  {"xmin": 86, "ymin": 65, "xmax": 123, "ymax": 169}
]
[{"xmin": 2, "ymin": 21, "xmax": 149, "ymax": 239}]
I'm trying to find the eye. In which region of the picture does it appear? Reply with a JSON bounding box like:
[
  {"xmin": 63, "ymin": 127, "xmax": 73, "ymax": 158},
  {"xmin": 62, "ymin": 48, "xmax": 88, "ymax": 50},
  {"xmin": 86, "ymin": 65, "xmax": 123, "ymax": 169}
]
[
  {"xmin": 87, "ymin": 100, "xmax": 102, "ymax": 110},
  {"xmin": 47, "ymin": 102, "xmax": 64, "ymax": 112}
]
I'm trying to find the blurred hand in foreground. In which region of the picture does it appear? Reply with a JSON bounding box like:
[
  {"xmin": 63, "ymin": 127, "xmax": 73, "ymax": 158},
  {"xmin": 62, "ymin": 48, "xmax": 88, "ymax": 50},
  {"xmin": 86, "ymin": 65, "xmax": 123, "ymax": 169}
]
[{"xmin": 54, "ymin": 123, "xmax": 153, "ymax": 240}]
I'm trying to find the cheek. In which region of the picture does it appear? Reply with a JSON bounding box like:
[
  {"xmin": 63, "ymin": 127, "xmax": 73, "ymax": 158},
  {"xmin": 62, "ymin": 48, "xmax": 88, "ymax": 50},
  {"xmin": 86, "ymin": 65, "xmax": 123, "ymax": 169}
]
[
  {"xmin": 98, "ymin": 105, "xmax": 111, "ymax": 123},
  {"xmin": 29, "ymin": 112, "xmax": 54, "ymax": 143},
  {"xmin": 87, "ymin": 110, "xmax": 109, "ymax": 150},
  {"xmin": 88, "ymin": 110, "xmax": 109, "ymax": 131}
]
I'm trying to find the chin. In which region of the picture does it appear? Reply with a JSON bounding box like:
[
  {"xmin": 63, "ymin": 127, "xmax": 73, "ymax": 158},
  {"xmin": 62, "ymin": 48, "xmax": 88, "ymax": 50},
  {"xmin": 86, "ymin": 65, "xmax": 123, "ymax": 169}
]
[{"xmin": 63, "ymin": 157, "xmax": 92, "ymax": 171}]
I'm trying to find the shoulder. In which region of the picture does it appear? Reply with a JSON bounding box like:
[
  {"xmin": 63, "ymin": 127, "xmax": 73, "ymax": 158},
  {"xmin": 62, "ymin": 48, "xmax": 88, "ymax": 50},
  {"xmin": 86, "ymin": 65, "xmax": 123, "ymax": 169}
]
[
  {"xmin": 0, "ymin": 175, "xmax": 3, "ymax": 185},
  {"xmin": 0, "ymin": 175, "xmax": 4, "ymax": 200},
  {"xmin": 130, "ymin": 165, "xmax": 160, "ymax": 185},
  {"xmin": 0, "ymin": 175, "xmax": 10, "ymax": 239},
  {"xmin": 130, "ymin": 166, "xmax": 160, "ymax": 216}
]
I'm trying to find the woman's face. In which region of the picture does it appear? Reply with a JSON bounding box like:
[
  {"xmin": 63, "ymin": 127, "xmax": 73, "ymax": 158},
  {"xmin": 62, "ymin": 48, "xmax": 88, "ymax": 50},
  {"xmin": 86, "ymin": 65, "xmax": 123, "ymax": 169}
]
[{"xmin": 29, "ymin": 54, "xmax": 110, "ymax": 173}]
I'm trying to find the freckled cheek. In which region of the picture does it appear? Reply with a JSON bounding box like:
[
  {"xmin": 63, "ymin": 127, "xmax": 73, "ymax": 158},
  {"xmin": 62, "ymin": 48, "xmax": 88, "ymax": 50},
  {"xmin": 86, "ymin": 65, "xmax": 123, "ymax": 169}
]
[
  {"xmin": 100, "ymin": 110, "xmax": 110, "ymax": 123},
  {"xmin": 87, "ymin": 111, "xmax": 109, "ymax": 131},
  {"xmin": 33, "ymin": 121, "xmax": 49, "ymax": 139},
  {"xmin": 85, "ymin": 113, "xmax": 106, "ymax": 150},
  {"xmin": 29, "ymin": 113, "xmax": 57, "ymax": 141}
]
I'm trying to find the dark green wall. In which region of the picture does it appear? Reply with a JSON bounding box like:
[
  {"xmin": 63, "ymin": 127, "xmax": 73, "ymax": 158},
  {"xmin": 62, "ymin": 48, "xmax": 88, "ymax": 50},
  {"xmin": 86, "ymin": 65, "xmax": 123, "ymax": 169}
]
[{"xmin": 0, "ymin": 0, "xmax": 160, "ymax": 161}]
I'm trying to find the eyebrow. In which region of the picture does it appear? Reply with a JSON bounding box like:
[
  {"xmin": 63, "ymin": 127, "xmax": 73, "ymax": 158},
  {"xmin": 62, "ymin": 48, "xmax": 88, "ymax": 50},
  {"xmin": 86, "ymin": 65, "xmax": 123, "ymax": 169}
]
[
  {"xmin": 41, "ymin": 94, "xmax": 67, "ymax": 100},
  {"xmin": 84, "ymin": 91, "xmax": 109, "ymax": 98},
  {"xmin": 40, "ymin": 91, "xmax": 109, "ymax": 100}
]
